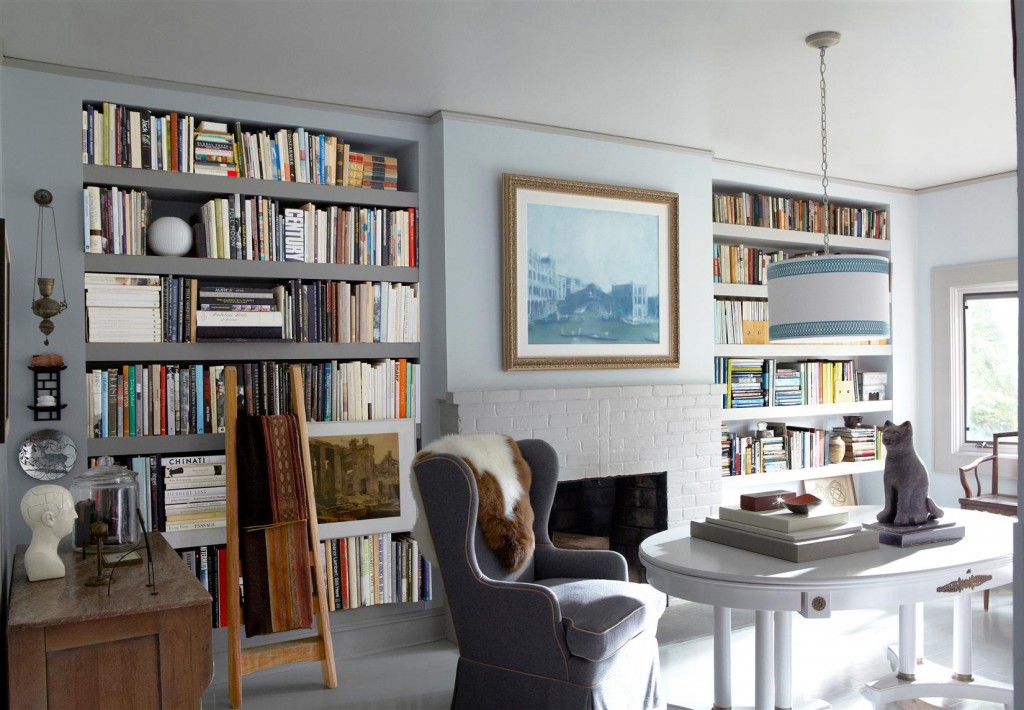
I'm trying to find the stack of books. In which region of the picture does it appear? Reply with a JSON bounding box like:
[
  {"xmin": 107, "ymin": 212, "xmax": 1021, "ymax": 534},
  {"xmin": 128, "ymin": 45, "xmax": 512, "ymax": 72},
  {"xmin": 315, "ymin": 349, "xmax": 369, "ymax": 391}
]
[
  {"xmin": 192, "ymin": 121, "xmax": 238, "ymax": 177},
  {"xmin": 772, "ymin": 363, "xmax": 803, "ymax": 405},
  {"xmin": 348, "ymin": 151, "xmax": 398, "ymax": 190},
  {"xmin": 691, "ymin": 504, "xmax": 879, "ymax": 562},
  {"xmin": 196, "ymin": 281, "xmax": 285, "ymax": 341},
  {"xmin": 832, "ymin": 425, "xmax": 881, "ymax": 462},
  {"xmin": 161, "ymin": 454, "xmax": 226, "ymax": 532},
  {"xmin": 84, "ymin": 272, "xmax": 162, "ymax": 342}
]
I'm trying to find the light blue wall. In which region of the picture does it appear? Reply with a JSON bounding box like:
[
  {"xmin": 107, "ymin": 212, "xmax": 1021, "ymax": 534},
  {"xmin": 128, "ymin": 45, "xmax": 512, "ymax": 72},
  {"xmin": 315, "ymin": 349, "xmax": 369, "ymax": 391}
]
[
  {"xmin": 440, "ymin": 116, "xmax": 713, "ymax": 391},
  {"xmin": 913, "ymin": 175, "xmax": 1018, "ymax": 504}
]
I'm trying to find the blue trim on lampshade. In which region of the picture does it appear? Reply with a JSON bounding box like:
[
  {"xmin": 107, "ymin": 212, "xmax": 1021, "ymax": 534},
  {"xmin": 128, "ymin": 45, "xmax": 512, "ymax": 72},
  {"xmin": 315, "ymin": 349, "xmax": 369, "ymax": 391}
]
[
  {"xmin": 769, "ymin": 320, "xmax": 890, "ymax": 340},
  {"xmin": 767, "ymin": 257, "xmax": 890, "ymax": 280}
]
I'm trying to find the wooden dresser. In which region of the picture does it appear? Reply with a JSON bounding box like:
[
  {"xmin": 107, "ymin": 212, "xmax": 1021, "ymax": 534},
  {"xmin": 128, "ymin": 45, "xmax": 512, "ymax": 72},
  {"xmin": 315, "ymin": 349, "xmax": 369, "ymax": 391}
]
[{"xmin": 7, "ymin": 533, "xmax": 213, "ymax": 709}]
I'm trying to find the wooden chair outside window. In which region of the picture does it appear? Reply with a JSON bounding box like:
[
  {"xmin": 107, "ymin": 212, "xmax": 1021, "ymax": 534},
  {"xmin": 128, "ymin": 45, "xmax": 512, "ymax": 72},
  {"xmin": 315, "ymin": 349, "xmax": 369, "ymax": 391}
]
[{"xmin": 958, "ymin": 430, "xmax": 1018, "ymax": 610}]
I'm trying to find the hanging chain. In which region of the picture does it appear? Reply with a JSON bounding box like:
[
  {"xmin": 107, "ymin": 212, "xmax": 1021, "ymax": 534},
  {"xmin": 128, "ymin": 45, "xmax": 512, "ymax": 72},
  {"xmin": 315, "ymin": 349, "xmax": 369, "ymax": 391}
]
[{"xmin": 819, "ymin": 45, "xmax": 831, "ymax": 254}]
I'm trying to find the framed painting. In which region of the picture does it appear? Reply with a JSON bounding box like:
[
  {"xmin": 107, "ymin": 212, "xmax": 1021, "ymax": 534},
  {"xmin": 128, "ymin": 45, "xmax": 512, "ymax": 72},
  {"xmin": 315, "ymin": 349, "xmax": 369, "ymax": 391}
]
[
  {"xmin": 502, "ymin": 173, "xmax": 679, "ymax": 370},
  {"xmin": 305, "ymin": 418, "xmax": 416, "ymax": 538},
  {"xmin": 804, "ymin": 474, "xmax": 858, "ymax": 507}
]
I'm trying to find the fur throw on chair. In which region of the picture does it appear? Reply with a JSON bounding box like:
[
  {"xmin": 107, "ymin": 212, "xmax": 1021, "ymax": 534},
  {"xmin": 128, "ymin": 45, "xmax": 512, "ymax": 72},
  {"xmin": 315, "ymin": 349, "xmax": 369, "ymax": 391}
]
[{"xmin": 412, "ymin": 434, "xmax": 535, "ymax": 572}]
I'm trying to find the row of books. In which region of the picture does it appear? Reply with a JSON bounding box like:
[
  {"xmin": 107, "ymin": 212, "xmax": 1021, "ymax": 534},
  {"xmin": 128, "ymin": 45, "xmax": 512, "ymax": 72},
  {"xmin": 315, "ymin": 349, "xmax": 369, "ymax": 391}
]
[
  {"xmin": 232, "ymin": 125, "xmax": 399, "ymax": 190},
  {"xmin": 82, "ymin": 103, "xmax": 401, "ymax": 191},
  {"xmin": 712, "ymin": 243, "xmax": 785, "ymax": 285},
  {"xmin": 720, "ymin": 421, "xmax": 884, "ymax": 476},
  {"xmin": 85, "ymin": 273, "xmax": 419, "ymax": 344},
  {"xmin": 692, "ymin": 503, "xmax": 878, "ymax": 562},
  {"xmin": 714, "ymin": 298, "xmax": 768, "ymax": 345},
  {"xmin": 83, "ymin": 103, "xmax": 197, "ymax": 174},
  {"xmin": 82, "ymin": 185, "xmax": 151, "ymax": 255},
  {"xmin": 83, "ymin": 187, "xmax": 420, "ymax": 268},
  {"xmin": 86, "ymin": 358, "xmax": 421, "ymax": 439},
  {"xmin": 712, "ymin": 191, "xmax": 889, "ymax": 241},
  {"xmin": 196, "ymin": 196, "xmax": 418, "ymax": 267},
  {"xmin": 316, "ymin": 532, "xmax": 431, "ymax": 611},
  {"xmin": 175, "ymin": 534, "xmax": 431, "ymax": 629},
  {"xmin": 715, "ymin": 358, "xmax": 884, "ymax": 409}
]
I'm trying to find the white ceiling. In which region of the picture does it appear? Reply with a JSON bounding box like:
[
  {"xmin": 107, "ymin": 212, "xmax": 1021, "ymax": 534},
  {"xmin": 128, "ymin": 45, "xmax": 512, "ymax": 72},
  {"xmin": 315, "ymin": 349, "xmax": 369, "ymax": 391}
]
[{"xmin": 0, "ymin": 1, "xmax": 1017, "ymax": 191}]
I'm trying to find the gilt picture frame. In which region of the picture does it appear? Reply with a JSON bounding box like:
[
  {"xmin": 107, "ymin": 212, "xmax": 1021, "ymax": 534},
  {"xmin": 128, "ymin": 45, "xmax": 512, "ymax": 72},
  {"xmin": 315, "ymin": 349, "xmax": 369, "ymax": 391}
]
[
  {"xmin": 803, "ymin": 474, "xmax": 858, "ymax": 507},
  {"xmin": 502, "ymin": 173, "xmax": 679, "ymax": 370},
  {"xmin": 305, "ymin": 418, "xmax": 416, "ymax": 538}
]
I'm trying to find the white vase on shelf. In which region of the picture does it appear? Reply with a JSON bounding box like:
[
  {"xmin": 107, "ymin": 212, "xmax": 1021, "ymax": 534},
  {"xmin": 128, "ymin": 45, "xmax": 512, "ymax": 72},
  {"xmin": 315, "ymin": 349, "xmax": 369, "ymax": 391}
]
[{"xmin": 147, "ymin": 216, "xmax": 193, "ymax": 256}]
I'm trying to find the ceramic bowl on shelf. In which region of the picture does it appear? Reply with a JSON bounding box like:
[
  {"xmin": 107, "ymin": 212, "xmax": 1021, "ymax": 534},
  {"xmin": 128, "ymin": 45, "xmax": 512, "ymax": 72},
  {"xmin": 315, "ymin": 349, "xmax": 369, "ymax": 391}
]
[{"xmin": 780, "ymin": 493, "xmax": 822, "ymax": 515}]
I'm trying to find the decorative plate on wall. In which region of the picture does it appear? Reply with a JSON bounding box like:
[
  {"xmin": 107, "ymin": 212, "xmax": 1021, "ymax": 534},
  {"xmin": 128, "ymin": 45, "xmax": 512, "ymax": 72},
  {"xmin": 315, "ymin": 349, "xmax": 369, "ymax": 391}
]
[{"xmin": 18, "ymin": 429, "xmax": 76, "ymax": 480}]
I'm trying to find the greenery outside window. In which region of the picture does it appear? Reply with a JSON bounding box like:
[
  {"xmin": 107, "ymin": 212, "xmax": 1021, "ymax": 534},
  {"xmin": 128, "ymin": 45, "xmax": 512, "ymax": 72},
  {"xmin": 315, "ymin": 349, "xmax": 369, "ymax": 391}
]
[{"xmin": 932, "ymin": 259, "xmax": 1018, "ymax": 475}]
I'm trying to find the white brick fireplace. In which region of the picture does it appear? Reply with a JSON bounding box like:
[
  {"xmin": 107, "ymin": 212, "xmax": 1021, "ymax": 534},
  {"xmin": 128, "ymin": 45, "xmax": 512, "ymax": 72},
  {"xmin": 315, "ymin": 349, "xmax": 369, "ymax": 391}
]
[{"xmin": 439, "ymin": 384, "xmax": 726, "ymax": 528}]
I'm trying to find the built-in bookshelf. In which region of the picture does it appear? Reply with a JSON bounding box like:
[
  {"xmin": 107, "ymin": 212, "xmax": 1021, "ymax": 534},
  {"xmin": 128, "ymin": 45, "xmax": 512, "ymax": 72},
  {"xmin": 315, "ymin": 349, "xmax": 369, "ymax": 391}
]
[
  {"xmin": 712, "ymin": 183, "xmax": 894, "ymax": 491},
  {"xmin": 80, "ymin": 101, "xmax": 428, "ymax": 621}
]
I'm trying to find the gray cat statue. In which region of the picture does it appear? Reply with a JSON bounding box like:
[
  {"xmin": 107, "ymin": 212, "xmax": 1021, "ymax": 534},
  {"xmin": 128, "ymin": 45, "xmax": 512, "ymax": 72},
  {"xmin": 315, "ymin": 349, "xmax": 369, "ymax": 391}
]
[{"xmin": 877, "ymin": 420, "xmax": 944, "ymax": 526}]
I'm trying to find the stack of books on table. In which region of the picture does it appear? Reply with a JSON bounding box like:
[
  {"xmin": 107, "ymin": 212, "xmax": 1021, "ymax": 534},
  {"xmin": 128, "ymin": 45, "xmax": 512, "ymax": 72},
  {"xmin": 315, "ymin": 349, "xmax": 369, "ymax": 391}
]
[
  {"xmin": 84, "ymin": 272, "xmax": 162, "ymax": 342},
  {"xmin": 161, "ymin": 454, "xmax": 226, "ymax": 532},
  {"xmin": 691, "ymin": 504, "xmax": 879, "ymax": 562}
]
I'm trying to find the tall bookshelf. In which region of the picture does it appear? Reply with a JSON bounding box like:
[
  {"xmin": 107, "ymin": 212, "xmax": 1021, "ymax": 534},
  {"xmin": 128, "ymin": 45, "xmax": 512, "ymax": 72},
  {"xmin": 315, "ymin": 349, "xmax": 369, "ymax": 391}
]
[
  {"xmin": 712, "ymin": 182, "xmax": 894, "ymax": 492},
  {"xmin": 80, "ymin": 101, "xmax": 429, "ymax": 612}
]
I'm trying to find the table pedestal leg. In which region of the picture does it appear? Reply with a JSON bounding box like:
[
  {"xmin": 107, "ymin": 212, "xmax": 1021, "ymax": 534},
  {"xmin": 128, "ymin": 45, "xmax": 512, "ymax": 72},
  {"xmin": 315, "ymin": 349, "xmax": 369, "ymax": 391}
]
[
  {"xmin": 898, "ymin": 604, "xmax": 918, "ymax": 680},
  {"xmin": 952, "ymin": 592, "xmax": 973, "ymax": 682},
  {"xmin": 774, "ymin": 611, "xmax": 792, "ymax": 710},
  {"xmin": 755, "ymin": 610, "xmax": 774, "ymax": 710},
  {"xmin": 713, "ymin": 606, "xmax": 732, "ymax": 710}
]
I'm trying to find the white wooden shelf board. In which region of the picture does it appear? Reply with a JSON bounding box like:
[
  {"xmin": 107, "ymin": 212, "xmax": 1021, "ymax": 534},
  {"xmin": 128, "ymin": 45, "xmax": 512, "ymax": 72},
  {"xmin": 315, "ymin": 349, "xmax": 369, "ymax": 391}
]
[
  {"xmin": 712, "ymin": 222, "xmax": 891, "ymax": 255},
  {"xmin": 720, "ymin": 400, "xmax": 893, "ymax": 422},
  {"xmin": 714, "ymin": 344, "xmax": 892, "ymax": 358},
  {"xmin": 720, "ymin": 459, "xmax": 885, "ymax": 491}
]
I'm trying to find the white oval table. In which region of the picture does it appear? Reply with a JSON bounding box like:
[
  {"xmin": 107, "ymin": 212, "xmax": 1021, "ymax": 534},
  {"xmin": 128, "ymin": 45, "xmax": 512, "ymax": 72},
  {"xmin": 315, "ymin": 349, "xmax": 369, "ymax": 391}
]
[{"xmin": 640, "ymin": 506, "xmax": 1014, "ymax": 710}]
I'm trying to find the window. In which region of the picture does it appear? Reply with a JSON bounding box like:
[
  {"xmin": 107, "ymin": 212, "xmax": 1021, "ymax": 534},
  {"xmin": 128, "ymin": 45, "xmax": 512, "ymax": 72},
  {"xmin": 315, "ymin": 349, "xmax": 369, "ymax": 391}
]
[
  {"xmin": 932, "ymin": 259, "xmax": 1018, "ymax": 475},
  {"xmin": 963, "ymin": 291, "xmax": 1018, "ymax": 444}
]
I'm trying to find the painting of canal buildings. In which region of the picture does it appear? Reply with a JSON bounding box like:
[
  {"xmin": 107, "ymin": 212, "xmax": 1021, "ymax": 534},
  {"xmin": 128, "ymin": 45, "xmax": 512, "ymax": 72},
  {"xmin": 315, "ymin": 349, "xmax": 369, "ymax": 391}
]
[
  {"xmin": 503, "ymin": 174, "xmax": 679, "ymax": 370},
  {"xmin": 305, "ymin": 419, "xmax": 416, "ymax": 537}
]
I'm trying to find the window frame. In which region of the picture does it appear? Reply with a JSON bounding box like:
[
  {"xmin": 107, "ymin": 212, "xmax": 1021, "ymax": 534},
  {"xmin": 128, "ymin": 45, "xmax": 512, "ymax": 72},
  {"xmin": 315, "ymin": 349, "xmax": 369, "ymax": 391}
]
[
  {"xmin": 932, "ymin": 259, "xmax": 1018, "ymax": 476},
  {"xmin": 961, "ymin": 289, "xmax": 1018, "ymax": 445}
]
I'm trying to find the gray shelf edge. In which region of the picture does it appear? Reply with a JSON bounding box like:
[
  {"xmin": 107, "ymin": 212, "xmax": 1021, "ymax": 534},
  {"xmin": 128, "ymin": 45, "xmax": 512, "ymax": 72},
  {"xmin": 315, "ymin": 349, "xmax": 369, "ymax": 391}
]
[
  {"xmin": 83, "ymin": 253, "xmax": 418, "ymax": 282},
  {"xmin": 87, "ymin": 433, "xmax": 226, "ymax": 456},
  {"xmin": 83, "ymin": 164, "xmax": 418, "ymax": 208},
  {"xmin": 85, "ymin": 342, "xmax": 420, "ymax": 362}
]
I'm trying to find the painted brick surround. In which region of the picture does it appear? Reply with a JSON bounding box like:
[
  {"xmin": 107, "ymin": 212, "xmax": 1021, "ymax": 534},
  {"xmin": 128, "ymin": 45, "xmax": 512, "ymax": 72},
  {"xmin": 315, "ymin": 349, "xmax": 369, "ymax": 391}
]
[{"xmin": 439, "ymin": 384, "xmax": 726, "ymax": 528}]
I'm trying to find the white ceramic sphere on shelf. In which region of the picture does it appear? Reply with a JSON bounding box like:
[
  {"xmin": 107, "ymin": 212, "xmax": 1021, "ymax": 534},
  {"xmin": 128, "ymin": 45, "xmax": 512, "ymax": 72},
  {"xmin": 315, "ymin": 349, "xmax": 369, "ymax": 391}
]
[{"xmin": 147, "ymin": 216, "xmax": 193, "ymax": 256}]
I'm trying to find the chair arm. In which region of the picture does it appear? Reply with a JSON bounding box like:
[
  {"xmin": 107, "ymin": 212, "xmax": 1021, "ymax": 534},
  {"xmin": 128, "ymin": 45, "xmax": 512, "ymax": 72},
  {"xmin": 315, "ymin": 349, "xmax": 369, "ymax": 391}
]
[
  {"xmin": 958, "ymin": 453, "xmax": 995, "ymax": 497},
  {"xmin": 533, "ymin": 543, "xmax": 628, "ymax": 582},
  {"xmin": 449, "ymin": 576, "xmax": 577, "ymax": 679}
]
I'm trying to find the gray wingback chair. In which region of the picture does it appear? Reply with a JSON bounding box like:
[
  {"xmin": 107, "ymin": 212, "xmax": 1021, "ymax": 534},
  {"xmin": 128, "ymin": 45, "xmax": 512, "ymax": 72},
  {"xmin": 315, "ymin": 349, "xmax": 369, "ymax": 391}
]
[{"xmin": 414, "ymin": 438, "xmax": 666, "ymax": 710}]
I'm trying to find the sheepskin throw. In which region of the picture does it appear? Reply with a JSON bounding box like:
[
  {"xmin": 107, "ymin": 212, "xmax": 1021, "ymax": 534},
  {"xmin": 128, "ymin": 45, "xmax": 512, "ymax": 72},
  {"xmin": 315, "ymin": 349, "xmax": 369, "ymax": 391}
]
[{"xmin": 414, "ymin": 434, "xmax": 535, "ymax": 572}]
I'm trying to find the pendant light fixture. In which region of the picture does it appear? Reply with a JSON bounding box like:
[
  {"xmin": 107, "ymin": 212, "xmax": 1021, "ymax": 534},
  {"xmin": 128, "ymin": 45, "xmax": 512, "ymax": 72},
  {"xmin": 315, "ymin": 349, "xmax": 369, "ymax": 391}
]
[
  {"xmin": 30, "ymin": 189, "xmax": 68, "ymax": 346},
  {"xmin": 766, "ymin": 32, "xmax": 890, "ymax": 343}
]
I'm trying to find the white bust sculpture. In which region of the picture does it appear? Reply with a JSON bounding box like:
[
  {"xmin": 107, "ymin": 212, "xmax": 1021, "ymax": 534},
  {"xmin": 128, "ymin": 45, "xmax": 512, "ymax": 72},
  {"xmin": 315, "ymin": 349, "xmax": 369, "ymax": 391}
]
[{"xmin": 21, "ymin": 484, "xmax": 77, "ymax": 581}]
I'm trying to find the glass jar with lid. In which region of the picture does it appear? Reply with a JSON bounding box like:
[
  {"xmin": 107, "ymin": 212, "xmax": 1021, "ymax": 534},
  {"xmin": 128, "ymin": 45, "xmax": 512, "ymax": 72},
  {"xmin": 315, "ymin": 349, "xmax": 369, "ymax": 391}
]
[{"xmin": 71, "ymin": 457, "xmax": 140, "ymax": 550}]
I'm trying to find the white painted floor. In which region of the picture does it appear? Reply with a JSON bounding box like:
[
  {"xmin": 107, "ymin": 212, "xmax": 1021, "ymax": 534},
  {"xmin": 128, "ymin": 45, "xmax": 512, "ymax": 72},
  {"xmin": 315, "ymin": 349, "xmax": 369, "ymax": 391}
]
[{"xmin": 201, "ymin": 586, "xmax": 1013, "ymax": 709}]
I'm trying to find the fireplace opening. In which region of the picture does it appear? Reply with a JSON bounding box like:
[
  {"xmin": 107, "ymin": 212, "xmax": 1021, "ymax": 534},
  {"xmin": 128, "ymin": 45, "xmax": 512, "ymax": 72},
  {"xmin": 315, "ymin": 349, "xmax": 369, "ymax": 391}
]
[{"xmin": 549, "ymin": 473, "xmax": 667, "ymax": 583}]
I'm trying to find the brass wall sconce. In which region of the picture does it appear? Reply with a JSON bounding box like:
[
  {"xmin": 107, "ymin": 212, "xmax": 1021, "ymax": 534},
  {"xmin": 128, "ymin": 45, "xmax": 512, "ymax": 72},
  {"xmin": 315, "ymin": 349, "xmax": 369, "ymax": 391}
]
[{"xmin": 31, "ymin": 189, "xmax": 68, "ymax": 346}]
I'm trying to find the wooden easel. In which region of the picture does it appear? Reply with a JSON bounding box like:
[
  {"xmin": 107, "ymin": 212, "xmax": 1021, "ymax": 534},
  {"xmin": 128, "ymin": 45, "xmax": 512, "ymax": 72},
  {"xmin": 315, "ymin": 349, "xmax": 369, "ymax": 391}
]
[{"xmin": 224, "ymin": 365, "xmax": 337, "ymax": 707}]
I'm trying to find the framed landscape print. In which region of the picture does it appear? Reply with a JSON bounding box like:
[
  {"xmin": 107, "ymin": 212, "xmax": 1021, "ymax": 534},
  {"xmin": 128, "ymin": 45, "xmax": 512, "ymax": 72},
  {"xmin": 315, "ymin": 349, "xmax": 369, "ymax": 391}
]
[
  {"xmin": 305, "ymin": 418, "xmax": 416, "ymax": 538},
  {"xmin": 502, "ymin": 173, "xmax": 679, "ymax": 370},
  {"xmin": 804, "ymin": 474, "xmax": 858, "ymax": 507}
]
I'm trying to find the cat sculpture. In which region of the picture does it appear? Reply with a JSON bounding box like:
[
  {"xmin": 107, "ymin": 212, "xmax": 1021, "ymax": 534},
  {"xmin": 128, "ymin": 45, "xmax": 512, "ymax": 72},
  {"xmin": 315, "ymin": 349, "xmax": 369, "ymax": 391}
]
[{"xmin": 877, "ymin": 420, "xmax": 944, "ymax": 526}]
